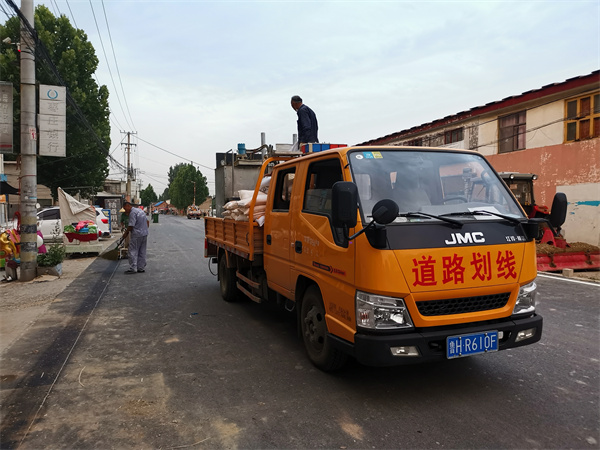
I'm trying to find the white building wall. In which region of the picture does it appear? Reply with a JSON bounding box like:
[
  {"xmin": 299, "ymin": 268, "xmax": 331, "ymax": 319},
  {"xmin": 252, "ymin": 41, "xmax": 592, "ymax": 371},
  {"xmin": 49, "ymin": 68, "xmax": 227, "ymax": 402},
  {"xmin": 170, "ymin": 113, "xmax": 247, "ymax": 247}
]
[
  {"xmin": 477, "ymin": 118, "xmax": 498, "ymax": 156},
  {"xmin": 526, "ymin": 102, "xmax": 564, "ymax": 149},
  {"xmin": 558, "ymin": 182, "xmax": 600, "ymax": 247}
]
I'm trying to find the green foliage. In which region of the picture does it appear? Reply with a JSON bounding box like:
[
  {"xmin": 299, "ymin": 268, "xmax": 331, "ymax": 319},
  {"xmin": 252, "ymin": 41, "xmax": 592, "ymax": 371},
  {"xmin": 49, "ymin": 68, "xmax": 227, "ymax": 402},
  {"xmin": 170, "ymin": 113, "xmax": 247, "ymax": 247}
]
[
  {"xmin": 169, "ymin": 164, "xmax": 209, "ymax": 209},
  {"xmin": 168, "ymin": 163, "xmax": 186, "ymax": 187},
  {"xmin": 140, "ymin": 184, "xmax": 158, "ymax": 206},
  {"xmin": 37, "ymin": 243, "xmax": 66, "ymax": 267},
  {"xmin": 0, "ymin": 5, "xmax": 111, "ymax": 200},
  {"xmin": 158, "ymin": 187, "xmax": 169, "ymax": 202}
]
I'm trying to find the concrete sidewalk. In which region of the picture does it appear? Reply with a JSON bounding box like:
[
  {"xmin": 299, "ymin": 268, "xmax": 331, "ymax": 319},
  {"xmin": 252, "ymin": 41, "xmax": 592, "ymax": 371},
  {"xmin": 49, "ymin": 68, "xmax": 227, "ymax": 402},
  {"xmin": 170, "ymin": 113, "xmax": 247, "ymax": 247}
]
[{"xmin": 0, "ymin": 234, "xmax": 121, "ymax": 355}]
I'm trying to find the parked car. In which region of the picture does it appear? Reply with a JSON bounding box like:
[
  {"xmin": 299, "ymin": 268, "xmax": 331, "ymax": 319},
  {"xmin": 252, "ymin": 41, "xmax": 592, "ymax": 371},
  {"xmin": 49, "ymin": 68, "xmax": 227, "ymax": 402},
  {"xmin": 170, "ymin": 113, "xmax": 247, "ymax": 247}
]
[
  {"xmin": 94, "ymin": 207, "xmax": 111, "ymax": 239},
  {"xmin": 36, "ymin": 207, "xmax": 62, "ymax": 242},
  {"xmin": 36, "ymin": 206, "xmax": 111, "ymax": 242}
]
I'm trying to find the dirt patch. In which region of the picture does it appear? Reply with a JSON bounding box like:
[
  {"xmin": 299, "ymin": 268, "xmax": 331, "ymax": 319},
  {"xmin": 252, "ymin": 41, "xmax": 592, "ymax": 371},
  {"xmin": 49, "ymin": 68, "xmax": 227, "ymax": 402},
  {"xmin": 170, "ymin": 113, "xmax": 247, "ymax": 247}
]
[
  {"xmin": 0, "ymin": 236, "xmax": 121, "ymax": 355},
  {"xmin": 536, "ymin": 242, "xmax": 600, "ymax": 255}
]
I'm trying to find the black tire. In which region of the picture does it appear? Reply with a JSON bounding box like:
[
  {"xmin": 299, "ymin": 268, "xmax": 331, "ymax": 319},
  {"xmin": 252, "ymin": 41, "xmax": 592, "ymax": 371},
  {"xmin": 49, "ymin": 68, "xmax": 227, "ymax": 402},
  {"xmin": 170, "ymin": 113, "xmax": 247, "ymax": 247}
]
[
  {"xmin": 218, "ymin": 254, "xmax": 238, "ymax": 302},
  {"xmin": 300, "ymin": 285, "xmax": 347, "ymax": 371}
]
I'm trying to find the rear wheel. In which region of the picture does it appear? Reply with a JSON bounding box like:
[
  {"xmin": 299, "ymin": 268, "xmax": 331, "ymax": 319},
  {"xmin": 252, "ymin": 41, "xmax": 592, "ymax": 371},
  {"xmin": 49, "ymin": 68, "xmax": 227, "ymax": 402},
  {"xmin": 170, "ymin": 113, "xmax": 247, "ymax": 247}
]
[
  {"xmin": 301, "ymin": 286, "xmax": 347, "ymax": 371},
  {"xmin": 218, "ymin": 254, "xmax": 238, "ymax": 302}
]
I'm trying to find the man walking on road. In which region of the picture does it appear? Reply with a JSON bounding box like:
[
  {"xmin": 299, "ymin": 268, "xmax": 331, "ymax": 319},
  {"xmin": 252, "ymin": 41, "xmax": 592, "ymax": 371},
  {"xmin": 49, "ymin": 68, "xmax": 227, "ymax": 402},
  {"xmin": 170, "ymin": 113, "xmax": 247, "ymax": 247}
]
[
  {"xmin": 291, "ymin": 95, "xmax": 319, "ymax": 145},
  {"xmin": 122, "ymin": 201, "xmax": 149, "ymax": 274}
]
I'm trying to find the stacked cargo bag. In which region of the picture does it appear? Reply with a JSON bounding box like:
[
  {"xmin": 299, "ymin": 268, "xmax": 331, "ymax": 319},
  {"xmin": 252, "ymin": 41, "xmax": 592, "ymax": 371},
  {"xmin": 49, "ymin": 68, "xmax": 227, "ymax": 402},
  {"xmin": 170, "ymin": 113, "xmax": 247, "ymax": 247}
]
[{"xmin": 221, "ymin": 176, "xmax": 271, "ymax": 226}]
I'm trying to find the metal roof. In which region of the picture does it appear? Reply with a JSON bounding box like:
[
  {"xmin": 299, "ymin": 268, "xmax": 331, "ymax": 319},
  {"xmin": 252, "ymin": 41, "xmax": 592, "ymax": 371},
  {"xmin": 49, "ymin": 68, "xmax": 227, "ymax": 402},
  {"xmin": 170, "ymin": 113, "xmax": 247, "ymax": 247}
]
[{"xmin": 360, "ymin": 70, "xmax": 600, "ymax": 146}]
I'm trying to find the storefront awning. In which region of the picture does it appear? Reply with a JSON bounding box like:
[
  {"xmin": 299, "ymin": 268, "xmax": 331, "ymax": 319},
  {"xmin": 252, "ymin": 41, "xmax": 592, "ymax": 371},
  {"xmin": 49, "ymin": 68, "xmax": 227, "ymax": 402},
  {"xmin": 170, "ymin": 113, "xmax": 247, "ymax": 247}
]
[{"xmin": 0, "ymin": 181, "xmax": 19, "ymax": 195}]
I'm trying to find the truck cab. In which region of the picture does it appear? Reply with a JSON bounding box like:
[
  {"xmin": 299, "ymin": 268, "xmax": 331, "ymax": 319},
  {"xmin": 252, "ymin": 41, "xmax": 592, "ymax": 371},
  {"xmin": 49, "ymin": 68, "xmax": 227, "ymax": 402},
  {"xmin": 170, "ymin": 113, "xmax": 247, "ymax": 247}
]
[{"xmin": 264, "ymin": 146, "xmax": 541, "ymax": 369}]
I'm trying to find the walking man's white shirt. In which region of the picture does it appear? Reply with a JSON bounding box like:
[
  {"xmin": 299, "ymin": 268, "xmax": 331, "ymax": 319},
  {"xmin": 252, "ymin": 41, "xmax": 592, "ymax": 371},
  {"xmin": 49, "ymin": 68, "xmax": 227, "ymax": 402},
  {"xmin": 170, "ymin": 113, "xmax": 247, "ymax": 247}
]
[{"xmin": 122, "ymin": 202, "xmax": 149, "ymax": 274}]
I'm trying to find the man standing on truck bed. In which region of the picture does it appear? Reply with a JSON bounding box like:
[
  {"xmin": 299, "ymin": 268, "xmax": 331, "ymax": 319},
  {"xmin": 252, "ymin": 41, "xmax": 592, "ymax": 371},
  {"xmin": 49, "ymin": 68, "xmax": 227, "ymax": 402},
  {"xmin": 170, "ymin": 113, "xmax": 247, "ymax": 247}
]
[{"xmin": 291, "ymin": 95, "xmax": 318, "ymax": 144}]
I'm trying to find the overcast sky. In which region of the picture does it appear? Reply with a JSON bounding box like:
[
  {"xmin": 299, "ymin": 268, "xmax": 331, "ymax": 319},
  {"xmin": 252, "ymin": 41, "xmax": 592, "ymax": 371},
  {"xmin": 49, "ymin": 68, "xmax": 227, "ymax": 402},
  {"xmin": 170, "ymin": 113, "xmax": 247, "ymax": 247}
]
[{"xmin": 41, "ymin": 0, "xmax": 600, "ymax": 195}]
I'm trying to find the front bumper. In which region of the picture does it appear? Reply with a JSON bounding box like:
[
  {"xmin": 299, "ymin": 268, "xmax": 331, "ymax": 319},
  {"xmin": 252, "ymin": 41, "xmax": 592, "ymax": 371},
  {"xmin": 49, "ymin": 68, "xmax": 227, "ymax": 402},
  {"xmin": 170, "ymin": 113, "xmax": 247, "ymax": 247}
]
[{"xmin": 331, "ymin": 314, "xmax": 542, "ymax": 367}]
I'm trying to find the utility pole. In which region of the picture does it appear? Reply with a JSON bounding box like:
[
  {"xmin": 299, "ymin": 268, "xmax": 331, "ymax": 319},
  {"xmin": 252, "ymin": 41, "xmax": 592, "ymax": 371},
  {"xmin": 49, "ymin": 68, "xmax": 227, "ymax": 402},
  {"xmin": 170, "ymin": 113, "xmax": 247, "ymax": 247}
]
[
  {"xmin": 121, "ymin": 131, "xmax": 136, "ymax": 202},
  {"xmin": 19, "ymin": 0, "xmax": 37, "ymax": 282},
  {"xmin": 190, "ymin": 180, "xmax": 196, "ymax": 205}
]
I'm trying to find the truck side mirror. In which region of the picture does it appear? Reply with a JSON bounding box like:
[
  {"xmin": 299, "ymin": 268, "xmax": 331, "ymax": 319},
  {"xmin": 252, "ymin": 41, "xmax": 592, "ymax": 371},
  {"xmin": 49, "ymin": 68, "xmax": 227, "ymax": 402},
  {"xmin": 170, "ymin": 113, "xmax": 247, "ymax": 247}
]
[
  {"xmin": 331, "ymin": 181, "xmax": 358, "ymax": 228},
  {"xmin": 371, "ymin": 199, "xmax": 399, "ymax": 225}
]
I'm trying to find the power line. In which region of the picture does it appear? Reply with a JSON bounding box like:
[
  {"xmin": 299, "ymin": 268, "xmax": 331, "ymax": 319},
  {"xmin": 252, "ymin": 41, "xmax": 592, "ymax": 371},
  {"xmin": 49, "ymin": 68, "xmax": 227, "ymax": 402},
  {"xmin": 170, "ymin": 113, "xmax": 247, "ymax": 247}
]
[
  {"xmin": 88, "ymin": 0, "xmax": 133, "ymax": 130},
  {"xmin": 101, "ymin": 0, "xmax": 135, "ymax": 131},
  {"xmin": 136, "ymin": 136, "xmax": 214, "ymax": 172},
  {"xmin": 3, "ymin": 0, "xmax": 123, "ymax": 171},
  {"xmin": 366, "ymin": 89, "xmax": 590, "ymax": 151},
  {"xmin": 64, "ymin": 0, "xmax": 78, "ymax": 28},
  {"xmin": 59, "ymin": 0, "xmax": 129, "ymax": 132}
]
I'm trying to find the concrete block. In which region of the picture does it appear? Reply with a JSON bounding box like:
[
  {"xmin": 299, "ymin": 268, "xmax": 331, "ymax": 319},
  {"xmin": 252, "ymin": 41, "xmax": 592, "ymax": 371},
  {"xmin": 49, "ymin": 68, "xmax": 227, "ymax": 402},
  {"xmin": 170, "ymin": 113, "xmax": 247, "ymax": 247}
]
[{"xmin": 562, "ymin": 268, "xmax": 574, "ymax": 278}]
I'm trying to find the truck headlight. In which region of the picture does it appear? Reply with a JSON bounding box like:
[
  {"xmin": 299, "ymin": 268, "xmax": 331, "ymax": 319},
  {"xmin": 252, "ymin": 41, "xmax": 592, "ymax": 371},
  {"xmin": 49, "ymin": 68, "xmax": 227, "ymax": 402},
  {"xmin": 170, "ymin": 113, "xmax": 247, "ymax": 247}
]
[
  {"xmin": 512, "ymin": 281, "xmax": 537, "ymax": 316},
  {"xmin": 356, "ymin": 291, "xmax": 413, "ymax": 330}
]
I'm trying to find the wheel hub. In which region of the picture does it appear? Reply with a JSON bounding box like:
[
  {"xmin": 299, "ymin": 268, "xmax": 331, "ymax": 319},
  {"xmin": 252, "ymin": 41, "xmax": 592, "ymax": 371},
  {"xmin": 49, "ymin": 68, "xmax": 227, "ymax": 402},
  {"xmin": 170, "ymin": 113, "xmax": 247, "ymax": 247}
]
[{"xmin": 304, "ymin": 306, "xmax": 325, "ymax": 349}]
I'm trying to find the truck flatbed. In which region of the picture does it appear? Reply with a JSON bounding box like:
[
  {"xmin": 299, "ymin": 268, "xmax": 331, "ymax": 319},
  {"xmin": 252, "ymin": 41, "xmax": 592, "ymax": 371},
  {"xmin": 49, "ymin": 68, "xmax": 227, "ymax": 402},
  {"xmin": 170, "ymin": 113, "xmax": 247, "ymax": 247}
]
[{"xmin": 204, "ymin": 217, "xmax": 263, "ymax": 260}]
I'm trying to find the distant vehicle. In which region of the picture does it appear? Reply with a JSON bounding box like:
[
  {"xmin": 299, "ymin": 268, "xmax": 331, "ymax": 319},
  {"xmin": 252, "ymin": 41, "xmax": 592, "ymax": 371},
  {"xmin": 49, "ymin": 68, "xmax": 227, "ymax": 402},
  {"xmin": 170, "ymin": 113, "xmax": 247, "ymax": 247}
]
[
  {"xmin": 187, "ymin": 204, "xmax": 202, "ymax": 219},
  {"xmin": 36, "ymin": 206, "xmax": 111, "ymax": 242}
]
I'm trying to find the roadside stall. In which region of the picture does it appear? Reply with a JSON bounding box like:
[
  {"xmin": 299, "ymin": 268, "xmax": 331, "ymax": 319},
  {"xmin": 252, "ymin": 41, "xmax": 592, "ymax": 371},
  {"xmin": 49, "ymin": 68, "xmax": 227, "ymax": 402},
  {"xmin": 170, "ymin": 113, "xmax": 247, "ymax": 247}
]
[{"xmin": 58, "ymin": 188, "xmax": 103, "ymax": 254}]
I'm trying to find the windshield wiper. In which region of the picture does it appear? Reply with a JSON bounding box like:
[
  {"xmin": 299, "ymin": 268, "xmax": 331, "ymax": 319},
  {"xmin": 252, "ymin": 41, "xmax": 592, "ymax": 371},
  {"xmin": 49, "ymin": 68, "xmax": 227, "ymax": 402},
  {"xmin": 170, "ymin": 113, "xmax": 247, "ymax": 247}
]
[
  {"xmin": 441, "ymin": 210, "xmax": 522, "ymax": 225},
  {"xmin": 399, "ymin": 212, "xmax": 463, "ymax": 228}
]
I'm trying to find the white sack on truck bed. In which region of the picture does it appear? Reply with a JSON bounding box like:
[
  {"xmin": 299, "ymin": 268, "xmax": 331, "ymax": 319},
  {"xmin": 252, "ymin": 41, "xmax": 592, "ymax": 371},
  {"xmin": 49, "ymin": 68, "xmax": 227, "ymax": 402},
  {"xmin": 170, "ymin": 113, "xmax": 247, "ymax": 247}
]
[{"xmin": 221, "ymin": 177, "xmax": 270, "ymax": 226}]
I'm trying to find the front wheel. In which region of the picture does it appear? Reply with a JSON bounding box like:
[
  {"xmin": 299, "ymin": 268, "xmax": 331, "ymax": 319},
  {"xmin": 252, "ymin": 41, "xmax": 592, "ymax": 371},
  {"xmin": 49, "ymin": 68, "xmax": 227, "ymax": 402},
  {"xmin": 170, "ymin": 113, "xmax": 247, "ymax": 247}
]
[
  {"xmin": 300, "ymin": 286, "xmax": 347, "ymax": 371},
  {"xmin": 218, "ymin": 254, "xmax": 238, "ymax": 302}
]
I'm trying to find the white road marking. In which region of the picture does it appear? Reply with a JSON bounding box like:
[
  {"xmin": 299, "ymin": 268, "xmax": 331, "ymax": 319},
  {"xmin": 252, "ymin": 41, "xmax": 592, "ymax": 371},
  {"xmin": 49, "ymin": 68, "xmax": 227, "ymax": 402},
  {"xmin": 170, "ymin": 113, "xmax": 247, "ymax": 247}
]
[{"xmin": 537, "ymin": 273, "xmax": 600, "ymax": 287}]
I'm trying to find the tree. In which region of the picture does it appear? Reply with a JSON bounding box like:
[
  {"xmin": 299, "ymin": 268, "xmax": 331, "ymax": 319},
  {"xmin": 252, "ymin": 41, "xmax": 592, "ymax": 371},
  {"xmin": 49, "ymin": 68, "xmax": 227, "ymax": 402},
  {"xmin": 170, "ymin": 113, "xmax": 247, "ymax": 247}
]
[
  {"xmin": 158, "ymin": 187, "xmax": 169, "ymax": 202},
  {"xmin": 140, "ymin": 184, "xmax": 158, "ymax": 206},
  {"xmin": 169, "ymin": 164, "xmax": 209, "ymax": 210},
  {"xmin": 167, "ymin": 163, "xmax": 186, "ymax": 187},
  {"xmin": 0, "ymin": 5, "xmax": 111, "ymax": 200}
]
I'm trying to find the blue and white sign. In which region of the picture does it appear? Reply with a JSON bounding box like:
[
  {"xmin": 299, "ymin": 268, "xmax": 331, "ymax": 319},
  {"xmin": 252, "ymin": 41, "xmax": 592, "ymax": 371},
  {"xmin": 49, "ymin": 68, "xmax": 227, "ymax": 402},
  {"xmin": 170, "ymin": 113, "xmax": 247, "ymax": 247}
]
[{"xmin": 39, "ymin": 84, "xmax": 66, "ymax": 157}]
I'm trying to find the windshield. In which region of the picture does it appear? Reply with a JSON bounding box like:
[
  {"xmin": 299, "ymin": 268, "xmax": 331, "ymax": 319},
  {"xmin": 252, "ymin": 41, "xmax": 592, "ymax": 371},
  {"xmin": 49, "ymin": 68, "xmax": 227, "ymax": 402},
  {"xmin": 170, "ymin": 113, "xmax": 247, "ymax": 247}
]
[{"xmin": 348, "ymin": 149, "xmax": 524, "ymax": 222}]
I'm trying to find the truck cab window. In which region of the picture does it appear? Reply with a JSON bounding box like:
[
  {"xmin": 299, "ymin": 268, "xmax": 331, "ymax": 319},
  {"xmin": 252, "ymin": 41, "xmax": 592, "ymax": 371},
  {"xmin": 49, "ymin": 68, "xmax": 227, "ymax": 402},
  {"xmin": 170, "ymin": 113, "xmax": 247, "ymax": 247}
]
[
  {"xmin": 273, "ymin": 169, "xmax": 295, "ymax": 211},
  {"xmin": 303, "ymin": 159, "xmax": 343, "ymax": 216}
]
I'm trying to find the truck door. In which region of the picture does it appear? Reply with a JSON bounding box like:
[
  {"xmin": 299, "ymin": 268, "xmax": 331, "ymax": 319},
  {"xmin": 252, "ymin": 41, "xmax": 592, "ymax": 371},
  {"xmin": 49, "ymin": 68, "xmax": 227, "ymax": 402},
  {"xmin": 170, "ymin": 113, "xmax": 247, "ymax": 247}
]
[
  {"xmin": 264, "ymin": 166, "xmax": 296, "ymax": 295},
  {"xmin": 293, "ymin": 157, "xmax": 355, "ymax": 295}
]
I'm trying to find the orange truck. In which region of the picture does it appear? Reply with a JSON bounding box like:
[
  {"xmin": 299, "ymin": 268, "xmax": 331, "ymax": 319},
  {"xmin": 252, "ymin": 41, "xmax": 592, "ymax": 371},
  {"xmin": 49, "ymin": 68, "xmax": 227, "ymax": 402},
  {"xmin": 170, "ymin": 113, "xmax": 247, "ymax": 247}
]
[{"xmin": 205, "ymin": 146, "xmax": 545, "ymax": 371}]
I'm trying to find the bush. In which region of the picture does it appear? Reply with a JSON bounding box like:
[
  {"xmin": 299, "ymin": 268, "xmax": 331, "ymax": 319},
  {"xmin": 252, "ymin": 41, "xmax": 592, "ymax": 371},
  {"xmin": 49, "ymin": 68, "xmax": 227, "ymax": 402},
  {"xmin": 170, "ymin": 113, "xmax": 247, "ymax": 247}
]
[{"xmin": 37, "ymin": 244, "xmax": 66, "ymax": 267}]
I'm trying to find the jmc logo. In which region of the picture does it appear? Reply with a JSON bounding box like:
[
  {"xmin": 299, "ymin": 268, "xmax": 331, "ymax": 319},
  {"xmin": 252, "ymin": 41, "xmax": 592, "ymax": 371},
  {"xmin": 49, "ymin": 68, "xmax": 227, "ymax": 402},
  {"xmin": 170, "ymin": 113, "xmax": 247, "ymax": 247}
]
[{"xmin": 445, "ymin": 232, "xmax": 485, "ymax": 245}]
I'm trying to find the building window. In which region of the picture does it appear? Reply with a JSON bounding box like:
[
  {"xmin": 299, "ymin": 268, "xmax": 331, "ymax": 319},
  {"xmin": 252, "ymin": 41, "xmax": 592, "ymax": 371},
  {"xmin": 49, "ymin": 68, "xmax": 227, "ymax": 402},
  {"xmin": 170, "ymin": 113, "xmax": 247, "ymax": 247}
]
[
  {"xmin": 444, "ymin": 128, "xmax": 464, "ymax": 144},
  {"xmin": 406, "ymin": 138, "xmax": 422, "ymax": 147},
  {"xmin": 565, "ymin": 92, "xmax": 600, "ymax": 142},
  {"xmin": 498, "ymin": 111, "xmax": 526, "ymax": 153}
]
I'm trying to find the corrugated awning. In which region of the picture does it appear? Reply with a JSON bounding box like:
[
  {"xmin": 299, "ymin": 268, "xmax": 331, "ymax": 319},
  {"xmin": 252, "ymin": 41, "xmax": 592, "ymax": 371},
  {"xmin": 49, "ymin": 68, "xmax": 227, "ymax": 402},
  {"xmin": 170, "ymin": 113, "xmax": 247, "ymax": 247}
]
[{"xmin": 0, "ymin": 181, "xmax": 19, "ymax": 195}]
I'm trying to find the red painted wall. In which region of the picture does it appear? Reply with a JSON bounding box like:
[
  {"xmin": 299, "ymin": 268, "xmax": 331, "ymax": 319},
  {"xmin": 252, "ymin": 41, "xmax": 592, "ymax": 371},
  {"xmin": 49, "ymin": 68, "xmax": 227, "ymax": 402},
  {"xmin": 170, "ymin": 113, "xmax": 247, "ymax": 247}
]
[{"xmin": 486, "ymin": 139, "xmax": 600, "ymax": 206}]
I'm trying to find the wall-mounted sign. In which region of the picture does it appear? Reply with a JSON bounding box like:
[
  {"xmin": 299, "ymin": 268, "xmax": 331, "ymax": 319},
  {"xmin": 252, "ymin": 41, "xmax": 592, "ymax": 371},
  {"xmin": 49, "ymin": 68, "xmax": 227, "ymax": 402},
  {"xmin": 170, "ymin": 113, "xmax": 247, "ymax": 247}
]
[
  {"xmin": 38, "ymin": 84, "xmax": 66, "ymax": 157},
  {"xmin": 0, "ymin": 82, "xmax": 13, "ymax": 154}
]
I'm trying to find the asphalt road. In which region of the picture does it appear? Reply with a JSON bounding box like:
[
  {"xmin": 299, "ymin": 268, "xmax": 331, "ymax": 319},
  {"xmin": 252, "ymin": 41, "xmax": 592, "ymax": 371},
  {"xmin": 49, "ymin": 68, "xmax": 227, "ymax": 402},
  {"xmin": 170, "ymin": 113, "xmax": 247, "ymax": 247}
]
[{"xmin": 1, "ymin": 214, "xmax": 599, "ymax": 449}]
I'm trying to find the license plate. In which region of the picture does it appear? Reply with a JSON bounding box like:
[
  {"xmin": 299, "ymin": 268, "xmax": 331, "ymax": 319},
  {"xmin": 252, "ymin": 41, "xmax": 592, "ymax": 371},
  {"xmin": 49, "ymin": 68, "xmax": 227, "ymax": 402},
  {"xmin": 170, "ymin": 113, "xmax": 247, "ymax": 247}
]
[{"xmin": 447, "ymin": 331, "xmax": 498, "ymax": 359}]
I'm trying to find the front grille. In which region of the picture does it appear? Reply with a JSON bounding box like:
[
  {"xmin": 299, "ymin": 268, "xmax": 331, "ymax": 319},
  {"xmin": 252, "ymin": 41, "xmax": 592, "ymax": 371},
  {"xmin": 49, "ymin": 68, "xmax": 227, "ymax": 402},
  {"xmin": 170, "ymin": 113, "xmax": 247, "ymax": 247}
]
[{"xmin": 416, "ymin": 293, "xmax": 510, "ymax": 316}]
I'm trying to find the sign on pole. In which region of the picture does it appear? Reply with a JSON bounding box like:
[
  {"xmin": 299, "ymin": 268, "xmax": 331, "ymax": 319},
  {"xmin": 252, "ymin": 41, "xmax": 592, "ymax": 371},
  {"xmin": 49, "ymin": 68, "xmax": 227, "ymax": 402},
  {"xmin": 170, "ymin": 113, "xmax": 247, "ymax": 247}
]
[
  {"xmin": 0, "ymin": 82, "xmax": 13, "ymax": 154},
  {"xmin": 38, "ymin": 84, "xmax": 66, "ymax": 157}
]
